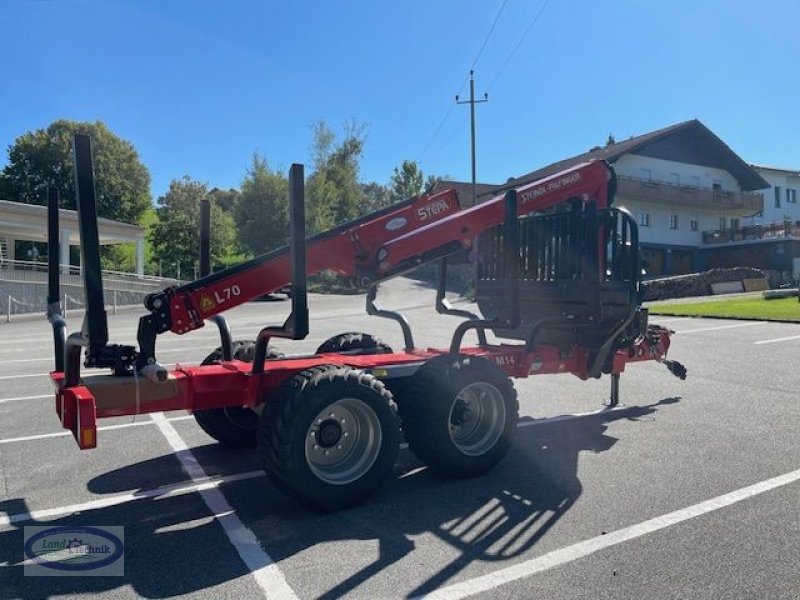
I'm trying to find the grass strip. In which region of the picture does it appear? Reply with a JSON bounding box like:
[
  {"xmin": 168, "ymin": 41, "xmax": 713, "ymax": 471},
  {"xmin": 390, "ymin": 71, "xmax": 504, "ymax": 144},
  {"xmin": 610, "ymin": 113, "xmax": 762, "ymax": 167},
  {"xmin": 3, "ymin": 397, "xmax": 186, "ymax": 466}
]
[{"xmin": 648, "ymin": 296, "xmax": 800, "ymax": 322}]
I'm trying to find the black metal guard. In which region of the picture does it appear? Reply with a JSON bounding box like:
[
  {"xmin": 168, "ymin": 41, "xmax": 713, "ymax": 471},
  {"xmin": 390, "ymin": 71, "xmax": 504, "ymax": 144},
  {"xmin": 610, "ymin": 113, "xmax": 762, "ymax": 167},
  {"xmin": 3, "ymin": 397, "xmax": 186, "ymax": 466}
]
[
  {"xmin": 209, "ymin": 315, "xmax": 233, "ymax": 361},
  {"xmin": 366, "ymin": 285, "xmax": 415, "ymax": 351},
  {"xmin": 73, "ymin": 134, "xmax": 108, "ymax": 351},
  {"xmin": 46, "ymin": 186, "xmax": 66, "ymax": 372},
  {"xmin": 200, "ymin": 198, "xmax": 211, "ymax": 277},
  {"xmin": 503, "ymin": 189, "xmax": 521, "ymax": 329},
  {"xmin": 449, "ymin": 189, "xmax": 521, "ymax": 355},
  {"xmin": 252, "ymin": 164, "xmax": 309, "ymax": 374},
  {"xmin": 64, "ymin": 333, "xmax": 85, "ymax": 387},
  {"xmin": 46, "ymin": 187, "xmax": 61, "ymax": 316},
  {"xmin": 436, "ymin": 258, "xmax": 487, "ymax": 346}
]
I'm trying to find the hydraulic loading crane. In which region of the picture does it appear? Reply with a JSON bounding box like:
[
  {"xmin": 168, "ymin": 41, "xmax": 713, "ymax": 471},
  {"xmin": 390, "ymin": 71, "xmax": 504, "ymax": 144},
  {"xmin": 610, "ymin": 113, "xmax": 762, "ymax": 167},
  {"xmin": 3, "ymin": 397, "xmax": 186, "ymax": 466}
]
[{"xmin": 47, "ymin": 134, "xmax": 685, "ymax": 510}]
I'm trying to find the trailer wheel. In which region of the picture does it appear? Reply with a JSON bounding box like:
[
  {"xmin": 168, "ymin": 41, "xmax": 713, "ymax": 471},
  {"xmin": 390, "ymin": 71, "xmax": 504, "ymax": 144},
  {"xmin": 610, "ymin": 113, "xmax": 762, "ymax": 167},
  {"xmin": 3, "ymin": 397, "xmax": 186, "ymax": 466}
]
[
  {"xmin": 316, "ymin": 332, "xmax": 393, "ymax": 355},
  {"xmin": 259, "ymin": 365, "xmax": 400, "ymax": 510},
  {"xmin": 397, "ymin": 355, "xmax": 518, "ymax": 476},
  {"xmin": 193, "ymin": 341, "xmax": 283, "ymax": 449}
]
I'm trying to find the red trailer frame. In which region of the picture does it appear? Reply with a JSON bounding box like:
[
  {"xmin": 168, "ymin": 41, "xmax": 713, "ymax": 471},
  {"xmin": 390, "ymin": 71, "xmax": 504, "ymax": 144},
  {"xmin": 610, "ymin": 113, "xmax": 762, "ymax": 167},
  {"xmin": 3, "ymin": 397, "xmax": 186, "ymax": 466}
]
[{"xmin": 46, "ymin": 135, "xmax": 684, "ymax": 510}]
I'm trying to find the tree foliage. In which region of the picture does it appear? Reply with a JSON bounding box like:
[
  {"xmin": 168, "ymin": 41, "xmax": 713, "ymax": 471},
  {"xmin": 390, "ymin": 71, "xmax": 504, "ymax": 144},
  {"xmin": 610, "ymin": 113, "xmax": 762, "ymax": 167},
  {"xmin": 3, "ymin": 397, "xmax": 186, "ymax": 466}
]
[
  {"xmin": 305, "ymin": 121, "xmax": 367, "ymax": 233},
  {"xmin": 150, "ymin": 177, "xmax": 235, "ymax": 278},
  {"xmin": 234, "ymin": 154, "xmax": 289, "ymax": 256},
  {"xmin": 0, "ymin": 120, "xmax": 151, "ymax": 224},
  {"xmin": 389, "ymin": 159, "xmax": 424, "ymax": 202}
]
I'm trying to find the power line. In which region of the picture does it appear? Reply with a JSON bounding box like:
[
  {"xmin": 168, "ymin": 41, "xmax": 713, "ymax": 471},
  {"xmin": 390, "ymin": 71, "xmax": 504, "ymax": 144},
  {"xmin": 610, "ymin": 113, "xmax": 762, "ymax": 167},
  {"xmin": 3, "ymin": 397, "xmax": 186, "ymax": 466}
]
[
  {"xmin": 418, "ymin": 0, "xmax": 509, "ymax": 161},
  {"xmin": 471, "ymin": 0, "xmax": 510, "ymax": 70},
  {"xmin": 487, "ymin": 0, "xmax": 551, "ymax": 91},
  {"xmin": 418, "ymin": 72, "xmax": 470, "ymax": 161}
]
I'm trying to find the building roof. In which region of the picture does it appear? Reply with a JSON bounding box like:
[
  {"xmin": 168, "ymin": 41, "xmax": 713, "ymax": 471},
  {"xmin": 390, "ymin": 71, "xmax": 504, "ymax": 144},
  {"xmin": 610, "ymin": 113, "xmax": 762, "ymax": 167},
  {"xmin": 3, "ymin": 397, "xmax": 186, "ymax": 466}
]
[
  {"xmin": 430, "ymin": 180, "xmax": 500, "ymax": 208},
  {"xmin": 0, "ymin": 198, "xmax": 143, "ymax": 244},
  {"xmin": 487, "ymin": 119, "xmax": 769, "ymax": 197},
  {"xmin": 749, "ymin": 163, "xmax": 800, "ymax": 176}
]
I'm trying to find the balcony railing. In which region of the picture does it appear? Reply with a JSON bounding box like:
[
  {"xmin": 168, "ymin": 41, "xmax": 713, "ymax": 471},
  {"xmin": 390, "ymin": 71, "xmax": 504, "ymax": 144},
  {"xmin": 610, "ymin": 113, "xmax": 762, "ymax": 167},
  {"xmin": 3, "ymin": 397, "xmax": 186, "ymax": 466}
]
[
  {"xmin": 702, "ymin": 221, "xmax": 800, "ymax": 244},
  {"xmin": 0, "ymin": 258, "xmax": 181, "ymax": 294},
  {"xmin": 616, "ymin": 176, "xmax": 764, "ymax": 214}
]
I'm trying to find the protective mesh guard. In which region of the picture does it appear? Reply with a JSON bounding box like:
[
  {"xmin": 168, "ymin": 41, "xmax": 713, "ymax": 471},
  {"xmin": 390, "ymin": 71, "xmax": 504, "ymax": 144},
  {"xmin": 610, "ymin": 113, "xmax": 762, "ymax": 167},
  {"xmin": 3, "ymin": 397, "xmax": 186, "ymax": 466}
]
[{"xmin": 475, "ymin": 207, "xmax": 640, "ymax": 350}]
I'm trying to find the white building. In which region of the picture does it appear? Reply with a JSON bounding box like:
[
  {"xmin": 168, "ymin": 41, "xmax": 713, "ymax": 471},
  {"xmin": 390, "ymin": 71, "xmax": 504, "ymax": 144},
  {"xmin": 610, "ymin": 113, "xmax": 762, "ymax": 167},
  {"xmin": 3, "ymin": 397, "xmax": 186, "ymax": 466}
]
[
  {"xmin": 482, "ymin": 120, "xmax": 788, "ymax": 277},
  {"xmin": 746, "ymin": 164, "xmax": 800, "ymax": 226}
]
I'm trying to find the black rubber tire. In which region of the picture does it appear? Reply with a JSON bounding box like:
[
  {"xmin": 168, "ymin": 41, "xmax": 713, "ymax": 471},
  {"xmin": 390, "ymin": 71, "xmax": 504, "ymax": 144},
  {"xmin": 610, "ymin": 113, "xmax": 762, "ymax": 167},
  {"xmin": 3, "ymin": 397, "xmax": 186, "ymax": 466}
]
[
  {"xmin": 315, "ymin": 332, "xmax": 393, "ymax": 355},
  {"xmin": 258, "ymin": 365, "xmax": 400, "ymax": 511},
  {"xmin": 193, "ymin": 340, "xmax": 283, "ymax": 449},
  {"xmin": 396, "ymin": 355, "xmax": 519, "ymax": 477}
]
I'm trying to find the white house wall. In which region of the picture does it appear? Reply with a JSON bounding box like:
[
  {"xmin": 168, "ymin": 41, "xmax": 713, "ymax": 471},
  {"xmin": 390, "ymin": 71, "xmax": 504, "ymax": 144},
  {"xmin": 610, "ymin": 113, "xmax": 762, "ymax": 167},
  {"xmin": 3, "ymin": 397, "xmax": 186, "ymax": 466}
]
[
  {"xmin": 610, "ymin": 155, "xmax": 755, "ymax": 248},
  {"xmin": 615, "ymin": 200, "xmax": 735, "ymax": 246},
  {"xmin": 614, "ymin": 155, "xmax": 741, "ymax": 191},
  {"xmin": 747, "ymin": 168, "xmax": 800, "ymax": 225}
]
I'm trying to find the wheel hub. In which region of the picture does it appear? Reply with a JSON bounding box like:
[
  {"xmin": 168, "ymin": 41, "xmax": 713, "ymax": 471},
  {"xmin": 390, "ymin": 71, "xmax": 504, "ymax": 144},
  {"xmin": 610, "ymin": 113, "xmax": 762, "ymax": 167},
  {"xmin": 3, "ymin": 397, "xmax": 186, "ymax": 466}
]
[
  {"xmin": 305, "ymin": 398, "xmax": 383, "ymax": 485},
  {"xmin": 448, "ymin": 382, "xmax": 506, "ymax": 457},
  {"xmin": 317, "ymin": 419, "xmax": 342, "ymax": 447}
]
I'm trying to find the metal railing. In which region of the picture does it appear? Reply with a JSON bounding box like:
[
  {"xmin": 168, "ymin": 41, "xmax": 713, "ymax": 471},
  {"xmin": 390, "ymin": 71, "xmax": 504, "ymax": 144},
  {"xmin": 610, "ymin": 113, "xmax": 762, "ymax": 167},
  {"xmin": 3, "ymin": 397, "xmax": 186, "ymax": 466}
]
[
  {"xmin": 617, "ymin": 176, "xmax": 764, "ymax": 213},
  {"xmin": 702, "ymin": 221, "xmax": 800, "ymax": 244},
  {"xmin": 0, "ymin": 258, "xmax": 181, "ymax": 293}
]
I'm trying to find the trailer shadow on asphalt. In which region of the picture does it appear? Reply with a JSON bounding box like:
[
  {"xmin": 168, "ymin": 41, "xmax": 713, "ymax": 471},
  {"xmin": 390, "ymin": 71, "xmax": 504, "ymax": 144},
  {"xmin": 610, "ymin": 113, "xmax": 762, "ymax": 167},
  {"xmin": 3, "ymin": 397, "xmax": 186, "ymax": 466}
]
[{"xmin": 0, "ymin": 397, "xmax": 680, "ymax": 599}]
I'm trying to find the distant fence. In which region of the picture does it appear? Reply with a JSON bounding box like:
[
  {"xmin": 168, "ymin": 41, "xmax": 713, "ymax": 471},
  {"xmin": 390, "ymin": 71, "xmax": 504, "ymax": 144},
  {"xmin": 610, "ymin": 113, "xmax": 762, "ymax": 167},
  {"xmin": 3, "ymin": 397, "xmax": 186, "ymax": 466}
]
[{"xmin": 0, "ymin": 259, "xmax": 183, "ymax": 319}]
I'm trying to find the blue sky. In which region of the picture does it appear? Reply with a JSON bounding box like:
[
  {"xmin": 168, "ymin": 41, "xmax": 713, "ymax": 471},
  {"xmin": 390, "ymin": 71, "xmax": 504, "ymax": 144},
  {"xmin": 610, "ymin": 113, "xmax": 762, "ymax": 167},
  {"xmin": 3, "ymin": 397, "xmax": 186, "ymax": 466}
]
[{"xmin": 2, "ymin": 0, "xmax": 798, "ymax": 200}]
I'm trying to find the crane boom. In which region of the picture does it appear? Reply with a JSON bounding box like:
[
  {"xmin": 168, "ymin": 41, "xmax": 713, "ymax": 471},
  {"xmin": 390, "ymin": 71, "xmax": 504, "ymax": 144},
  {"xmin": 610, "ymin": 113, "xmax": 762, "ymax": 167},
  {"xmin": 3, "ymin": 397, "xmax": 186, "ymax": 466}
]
[{"xmin": 149, "ymin": 160, "xmax": 613, "ymax": 337}]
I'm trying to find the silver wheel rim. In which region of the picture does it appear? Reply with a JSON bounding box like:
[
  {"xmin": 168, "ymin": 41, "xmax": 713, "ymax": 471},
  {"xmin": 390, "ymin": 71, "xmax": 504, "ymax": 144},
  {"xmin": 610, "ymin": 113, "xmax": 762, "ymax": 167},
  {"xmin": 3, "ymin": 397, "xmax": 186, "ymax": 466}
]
[
  {"xmin": 448, "ymin": 382, "xmax": 506, "ymax": 456},
  {"xmin": 305, "ymin": 398, "xmax": 383, "ymax": 485}
]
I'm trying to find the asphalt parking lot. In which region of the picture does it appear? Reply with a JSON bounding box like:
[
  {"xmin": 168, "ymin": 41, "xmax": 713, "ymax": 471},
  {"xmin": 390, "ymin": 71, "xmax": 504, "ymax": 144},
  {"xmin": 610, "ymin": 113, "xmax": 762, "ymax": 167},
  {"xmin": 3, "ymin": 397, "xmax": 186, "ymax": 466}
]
[{"xmin": 1, "ymin": 277, "xmax": 799, "ymax": 599}]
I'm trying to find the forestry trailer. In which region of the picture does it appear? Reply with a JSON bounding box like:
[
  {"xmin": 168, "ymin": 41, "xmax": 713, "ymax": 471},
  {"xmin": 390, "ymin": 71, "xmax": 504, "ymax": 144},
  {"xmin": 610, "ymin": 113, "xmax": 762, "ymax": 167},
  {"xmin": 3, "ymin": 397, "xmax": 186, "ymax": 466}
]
[{"xmin": 47, "ymin": 134, "xmax": 685, "ymax": 510}]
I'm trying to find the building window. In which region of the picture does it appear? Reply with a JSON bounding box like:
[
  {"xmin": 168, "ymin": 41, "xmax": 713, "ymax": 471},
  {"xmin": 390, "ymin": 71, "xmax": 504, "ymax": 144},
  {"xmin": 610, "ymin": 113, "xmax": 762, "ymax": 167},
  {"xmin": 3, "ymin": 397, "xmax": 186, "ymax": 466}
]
[
  {"xmin": 720, "ymin": 217, "xmax": 727, "ymax": 231},
  {"xmin": 640, "ymin": 168, "xmax": 652, "ymax": 182},
  {"xmin": 730, "ymin": 218, "xmax": 740, "ymax": 230},
  {"xmin": 691, "ymin": 176, "xmax": 701, "ymax": 187},
  {"xmin": 787, "ymin": 188, "xmax": 797, "ymax": 203},
  {"xmin": 671, "ymin": 172, "xmax": 680, "ymax": 186},
  {"xmin": 690, "ymin": 220, "xmax": 698, "ymax": 232},
  {"xmin": 639, "ymin": 213, "xmax": 650, "ymax": 227},
  {"xmin": 775, "ymin": 186, "xmax": 782, "ymax": 208},
  {"xmin": 669, "ymin": 214, "xmax": 679, "ymax": 230}
]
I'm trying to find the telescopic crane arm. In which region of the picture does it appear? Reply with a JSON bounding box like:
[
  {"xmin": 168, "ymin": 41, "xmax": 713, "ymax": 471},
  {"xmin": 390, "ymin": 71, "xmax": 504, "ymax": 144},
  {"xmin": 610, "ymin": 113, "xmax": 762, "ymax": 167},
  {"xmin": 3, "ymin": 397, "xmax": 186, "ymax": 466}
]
[{"xmin": 146, "ymin": 160, "xmax": 613, "ymax": 339}]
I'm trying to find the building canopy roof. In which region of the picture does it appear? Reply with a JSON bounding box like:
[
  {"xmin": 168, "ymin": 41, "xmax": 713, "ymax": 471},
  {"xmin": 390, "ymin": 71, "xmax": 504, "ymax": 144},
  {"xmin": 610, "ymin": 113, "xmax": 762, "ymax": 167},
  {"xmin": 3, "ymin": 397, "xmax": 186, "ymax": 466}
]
[
  {"xmin": 489, "ymin": 119, "xmax": 769, "ymax": 198},
  {"xmin": 0, "ymin": 198, "xmax": 144, "ymax": 245}
]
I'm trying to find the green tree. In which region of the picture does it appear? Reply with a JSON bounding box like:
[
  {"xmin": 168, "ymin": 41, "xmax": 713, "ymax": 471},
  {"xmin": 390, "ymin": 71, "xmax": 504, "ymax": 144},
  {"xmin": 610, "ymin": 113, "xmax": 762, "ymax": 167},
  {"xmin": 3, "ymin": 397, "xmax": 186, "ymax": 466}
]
[
  {"xmin": 0, "ymin": 120, "xmax": 151, "ymax": 223},
  {"xmin": 150, "ymin": 177, "xmax": 235, "ymax": 278},
  {"xmin": 305, "ymin": 121, "xmax": 367, "ymax": 233},
  {"xmin": 208, "ymin": 187, "xmax": 239, "ymax": 214},
  {"xmin": 234, "ymin": 154, "xmax": 289, "ymax": 256},
  {"xmin": 360, "ymin": 181, "xmax": 391, "ymax": 214},
  {"xmin": 389, "ymin": 159, "xmax": 424, "ymax": 202},
  {"xmin": 424, "ymin": 174, "xmax": 447, "ymax": 194}
]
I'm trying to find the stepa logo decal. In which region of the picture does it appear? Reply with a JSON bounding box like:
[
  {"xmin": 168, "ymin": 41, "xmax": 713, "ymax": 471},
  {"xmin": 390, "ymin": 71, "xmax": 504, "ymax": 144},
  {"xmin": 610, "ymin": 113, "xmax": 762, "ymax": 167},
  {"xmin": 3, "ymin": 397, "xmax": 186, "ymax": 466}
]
[
  {"xmin": 24, "ymin": 525, "xmax": 125, "ymax": 576},
  {"xmin": 199, "ymin": 294, "xmax": 216, "ymax": 313}
]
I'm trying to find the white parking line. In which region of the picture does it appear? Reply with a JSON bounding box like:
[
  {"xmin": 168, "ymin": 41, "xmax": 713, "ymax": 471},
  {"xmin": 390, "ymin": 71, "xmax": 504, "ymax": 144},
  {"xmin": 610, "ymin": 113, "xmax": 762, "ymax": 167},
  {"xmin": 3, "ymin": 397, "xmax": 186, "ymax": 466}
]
[
  {"xmin": 0, "ymin": 469, "xmax": 264, "ymax": 527},
  {"xmin": 754, "ymin": 334, "xmax": 800, "ymax": 345},
  {"xmin": 678, "ymin": 322, "xmax": 764, "ymax": 334},
  {"xmin": 0, "ymin": 415, "xmax": 194, "ymax": 445},
  {"xmin": 0, "ymin": 373, "xmax": 48, "ymax": 380},
  {"xmin": 0, "ymin": 405, "xmax": 623, "ymax": 446},
  {"xmin": 0, "ymin": 348, "xmax": 202, "ymax": 365},
  {"xmin": 418, "ymin": 465, "xmax": 800, "ymax": 599},
  {"xmin": 0, "ymin": 394, "xmax": 51, "ymax": 405},
  {"xmin": 0, "ymin": 363, "xmax": 182, "ymax": 381},
  {"xmin": 151, "ymin": 412, "xmax": 298, "ymax": 600}
]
